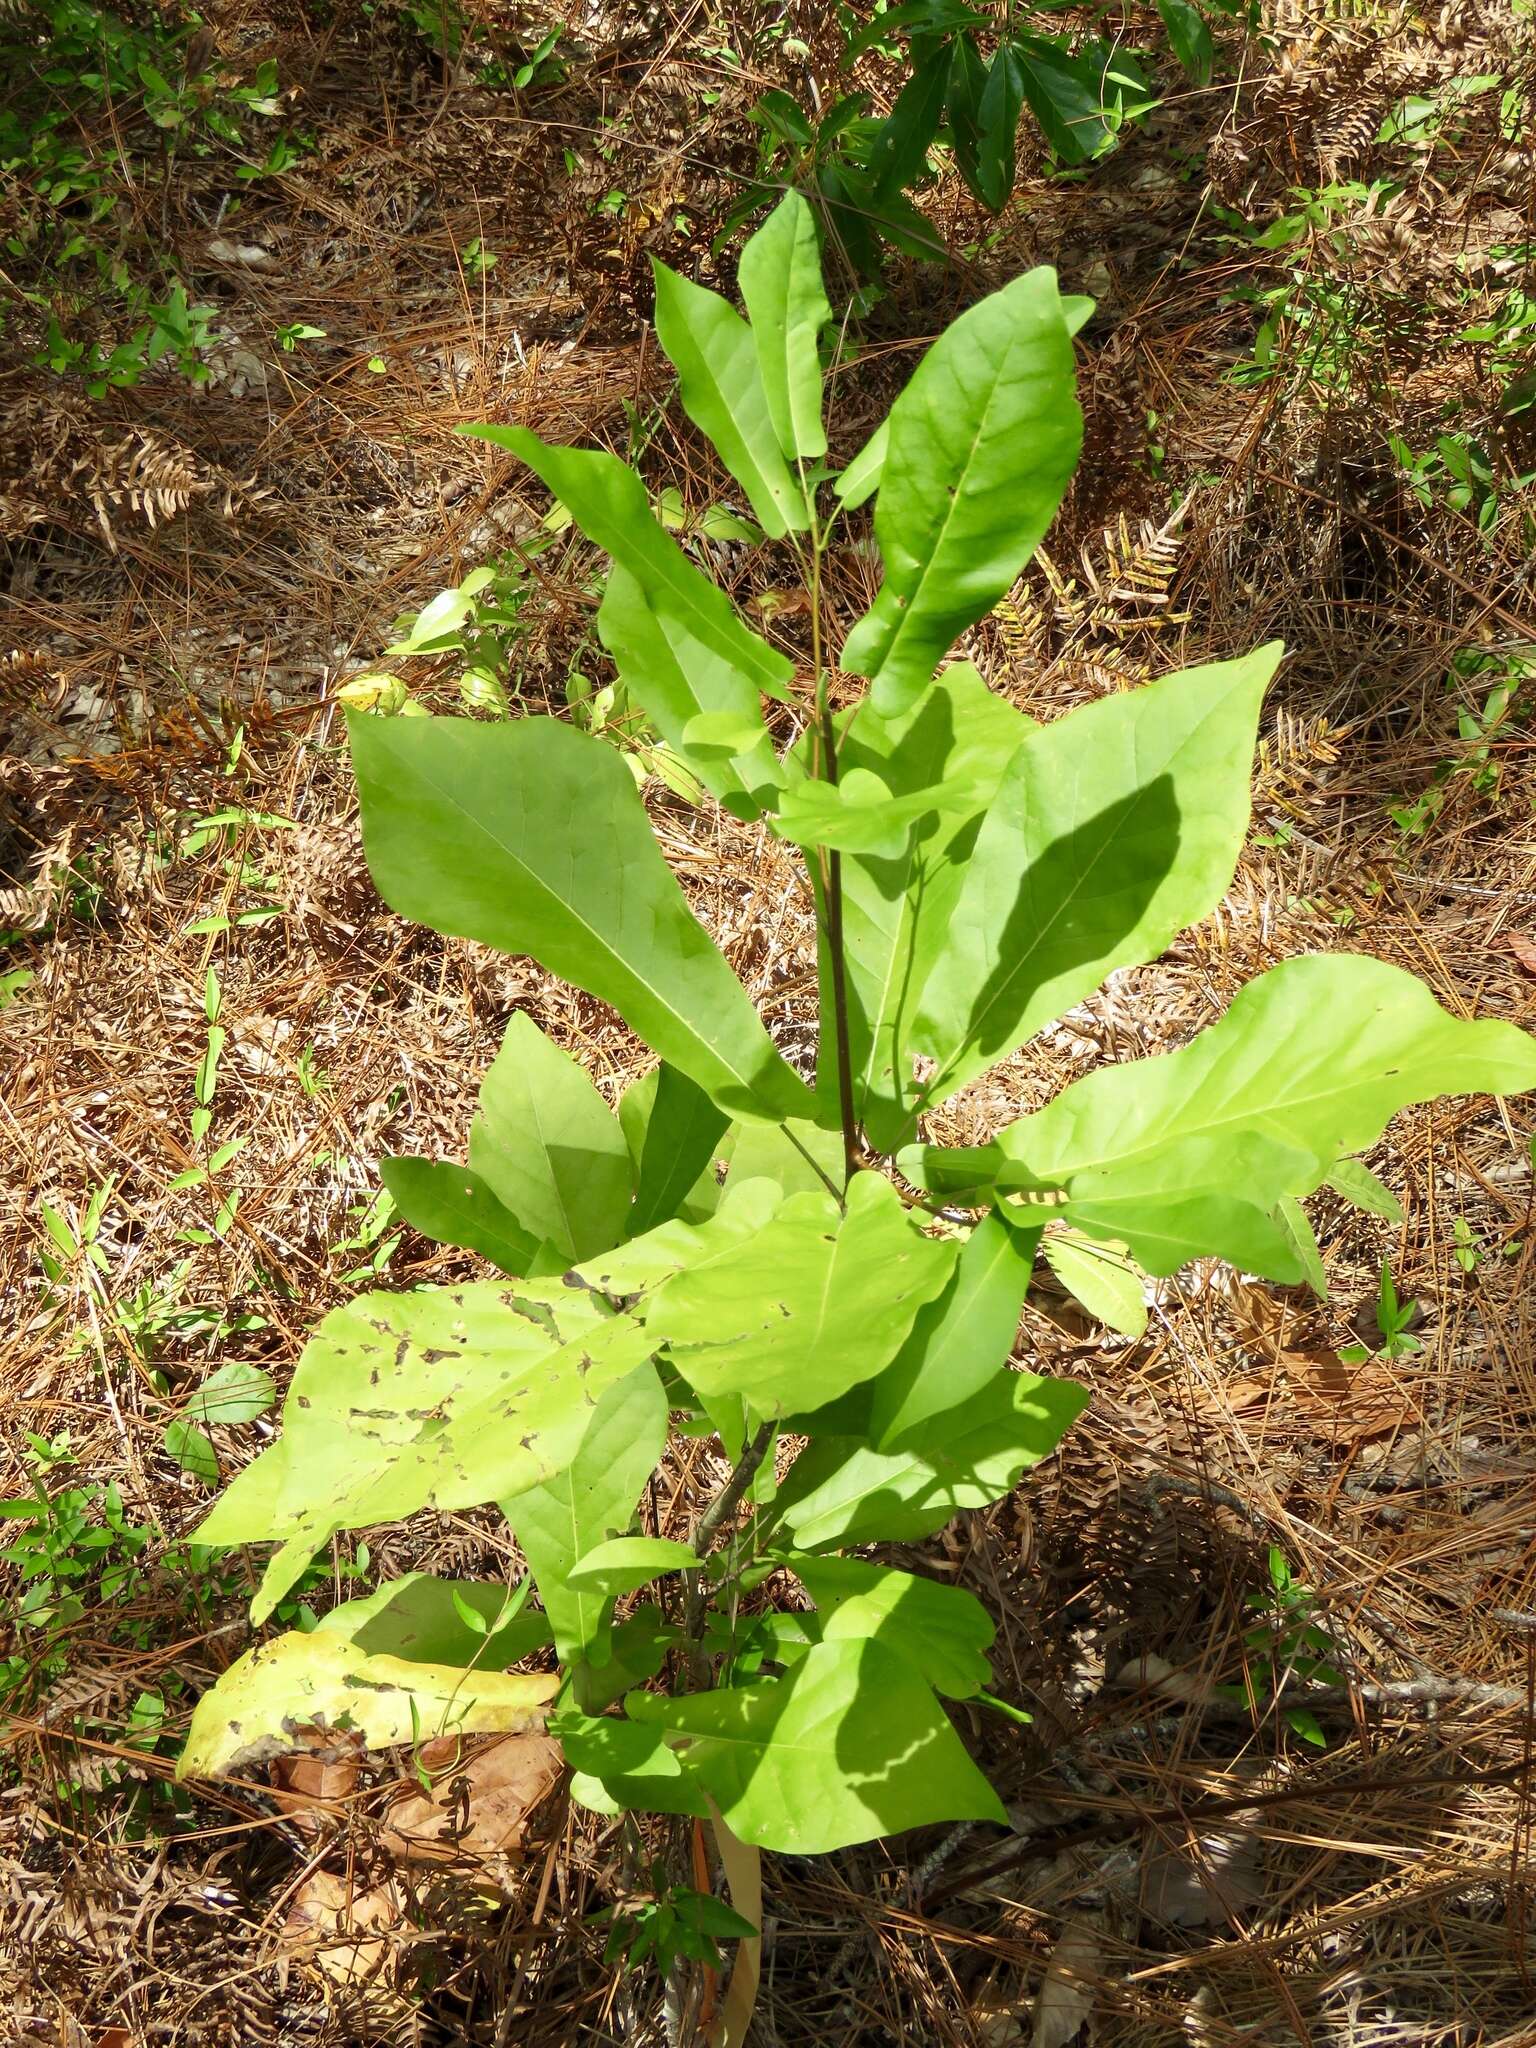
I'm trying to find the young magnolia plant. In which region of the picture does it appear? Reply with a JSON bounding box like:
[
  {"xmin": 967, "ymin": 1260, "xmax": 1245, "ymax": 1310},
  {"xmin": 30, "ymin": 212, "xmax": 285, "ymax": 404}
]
[{"xmin": 179, "ymin": 192, "xmax": 1536, "ymax": 1965}]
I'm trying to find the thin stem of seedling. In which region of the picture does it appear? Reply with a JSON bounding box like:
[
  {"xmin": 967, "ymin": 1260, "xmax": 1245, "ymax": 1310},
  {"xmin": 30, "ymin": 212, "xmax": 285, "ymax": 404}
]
[{"xmin": 682, "ymin": 1420, "xmax": 778, "ymax": 1679}]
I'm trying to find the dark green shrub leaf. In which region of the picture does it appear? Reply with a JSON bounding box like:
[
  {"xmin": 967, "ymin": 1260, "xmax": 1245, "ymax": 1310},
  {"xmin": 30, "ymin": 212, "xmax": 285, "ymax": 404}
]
[{"xmin": 625, "ymin": 1064, "xmax": 730, "ymax": 1240}]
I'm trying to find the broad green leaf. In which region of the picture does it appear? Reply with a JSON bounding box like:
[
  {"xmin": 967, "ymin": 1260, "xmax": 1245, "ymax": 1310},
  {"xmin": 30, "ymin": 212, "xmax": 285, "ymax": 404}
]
[
  {"xmin": 1325, "ymin": 1157, "xmax": 1403, "ymax": 1222},
  {"xmin": 1043, "ymin": 1228, "xmax": 1148, "ymax": 1339},
  {"xmin": 178, "ymin": 1627, "xmax": 557, "ymax": 1779},
  {"xmin": 183, "ymin": 1361, "xmax": 276, "ymax": 1427},
  {"xmin": 619, "ymin": 1065, "xmax": 730, "ymax": 1224},
  {"xmin": 625, "ymin": 1639, "xmax": 1003, "ymax": 1851},
  {"xmin": 840, "ymin": 266, "xmax": 1081, "ymax": 715},
  {"xmin": 626, "ymin": 1063, "xmax": 730, "ymax": 1239},
  {"xmin": 777, "ymin": 1363, "xmax": 1089, "ymax": 1550},
  {"xmin": 597, "ymin": 564, "xmax": 782, "ymax": 823},
  {"xmin": 569, "ymin": 1176, "xmax": 783, "ymax": 1301},
  {"xmin": 468, "ymin": 1014, "xmax": 631, "ymax": 1263},
  {"xmin": 349, "ymin": 712, "xmax": 813, "ymax": 1125},
  {"xmin": 910, "ymin": 645, "xmax": 1282, "ymax": 1118},
  {"xmin": 644, "ymin": 1171, "xmax": 955, "ymax": 1417},
  {"xmin": 381, "ymin": 1157, "xmax": 541, "ymax": 1275},
  {"xmin": 828, "ymin": 661, "xmax": 1036, "ymax": 1144},
  {"xmin": 566, "ymin": 1535, "xmax": 701, "ymax": 1595},
  {"xmin": 463, "ymin": 427, "xmax": 792, "ymax": 699},
  {"xmin": 785, "ymin": 1555, "xmax": 995, "ymax": 1697},
  {"xmin": 833, "ymin": 418, "xmax": 887, "ymax": 509},
  {"xmin": 737, "ymin": 189, "xmax": 830, "ymax": 461},
  {"xmin": 650, "ymin": 258, "xmax": 809, "ymax": 536},
  {"xmin": 923, "ymin": 955, "xmax": 1536, "ymax": 1259},
  {"xmin": 502, "ymin": 1363, "xmax": 668, "ymax": 1675},
  {"xmin": 193, "ymin": 1279, "xmax": 657, "ymax": 1622},
  {"xmin": 723, "ymin": 1118, "xmax": 844, "ymax": 1200},
  {"xmin": 1156, "ymin": 0, "xmax": 1215, "ymax": 86},
  {"xmin": 313, "ymin": 1572, "xmax": 552, "ymax": 1669}
]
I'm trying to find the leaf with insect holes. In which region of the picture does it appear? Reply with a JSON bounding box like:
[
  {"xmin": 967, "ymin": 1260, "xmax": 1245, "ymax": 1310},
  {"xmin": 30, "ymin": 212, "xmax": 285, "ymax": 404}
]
[
  {"xmin": 349, "ymin": 712, "xmax": 813, "ymax": 1126},
  {"xmin": 502, "ymin": 1363, "xmax": 668, "ymax": 1673},
  {"xmin": 650, "ymin": 258, "xmax": 809, "ymax": 535},
  {"xmin": 911, "ymin": 645, "xmax": 1282, "ymax": 1119},
  {"xmin": 642, "ymin": 1171, "xmax": 956, "ymax": 1417},
  {"xmin": 178, "ymin": 1627, "xmax": 557, "ymax": 1779},
  {"xmin": 737, "ymin": 188, "xmax": 830, "ymax": 461},
  {"xmin": 380, "ymin": 1158, "xmax": 542, "ymax": 1275},
  {"xmin": 469, "ymin": 1014, "xmax": 632, "ymax": 1263},
  {"xmin": 193, "ymin": 1279, "xmax": 658, "ymax": 1623},
  {"xmin": 841, "ymin": 267, "xmax": 1081, "ymax": 714},
  {"xmin": 624, "ymin": 1639, "xmax": 1004, "ymax": 1852}
]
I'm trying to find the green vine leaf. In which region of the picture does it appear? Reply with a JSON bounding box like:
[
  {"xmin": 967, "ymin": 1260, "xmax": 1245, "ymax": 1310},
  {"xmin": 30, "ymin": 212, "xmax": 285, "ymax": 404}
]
[
  {"xmin": 624, "ymin": 1639, "xmax": 1004, "ymax": 1852},
  {"xmin": 179, "ymin": 1628, "xmax": 557, "ymax": 1780},
  {"xmin": 349, "ymin": 712, "xmax": 813, "ymax": 1125},
  {"xmin": 841, "ymin": 266, "xmax": 1082, "ymax": 714},
  {"xmin": 644, "ymin": 1171, "xmax": 956, "ymax": 1417},
  {"xmin": 737, "ymin": 188, "xmax": 830, "ymax": 461}
]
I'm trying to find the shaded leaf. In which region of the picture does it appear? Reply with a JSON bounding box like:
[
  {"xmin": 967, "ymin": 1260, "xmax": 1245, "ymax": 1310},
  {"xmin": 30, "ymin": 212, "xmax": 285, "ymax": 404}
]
[
  {"xmin": 1043, "ymin": 1229, "xmax": 1148, "ymax": 1339},
  {"xmin": 626, "ymin": 1064, "xmax": 730, "ymax": 1240},
  {"xmin": 184, "ymin": 1360, "xmax": 276, "ymax": 1427},
  {"xmin": 164, "ymin": 1419, "xmax": 218, "ymax": 1483},
  {"xmin": 380, "ymin": 1157, "xmax": 540, "ymax": 1275},
  {"xmin": 314, "ymin": 1573, "xmax": 552, "ymax": 1670},
  {"xmin": 785, "ymin": 1554, "xmax": 995, "ymax": 1696}
]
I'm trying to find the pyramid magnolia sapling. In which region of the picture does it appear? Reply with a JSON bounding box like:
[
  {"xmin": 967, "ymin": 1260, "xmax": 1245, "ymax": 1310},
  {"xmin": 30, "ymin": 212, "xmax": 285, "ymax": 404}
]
[{"xmin": 177, "ymin": 193, "xmax": 1536, "ymax": 1949}]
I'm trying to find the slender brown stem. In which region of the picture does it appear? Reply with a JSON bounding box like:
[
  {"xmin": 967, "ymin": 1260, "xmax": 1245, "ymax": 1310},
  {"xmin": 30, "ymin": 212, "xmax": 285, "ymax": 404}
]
[{"xmin": 683, "ymin": 1420, "xmax": 779, "ymax": 1682}]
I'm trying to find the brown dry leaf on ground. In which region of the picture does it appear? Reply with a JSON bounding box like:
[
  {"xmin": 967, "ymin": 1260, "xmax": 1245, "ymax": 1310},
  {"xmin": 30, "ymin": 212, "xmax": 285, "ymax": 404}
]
[
  {"xmin": 1030, "ymin": 1918, "xmax": 1104, "ymax": 2048},
  {"xmin": 379, "ymin": 1732, "xmax": 562, "ymax": 1871},
  {"xmin": 282, "ymin": 1870, "xmax": 404, "ymax": 1988}
]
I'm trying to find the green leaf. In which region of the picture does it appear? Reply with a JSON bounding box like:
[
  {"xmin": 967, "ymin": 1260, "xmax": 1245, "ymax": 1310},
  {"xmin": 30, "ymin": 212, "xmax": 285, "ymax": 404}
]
[
  {"xmin": 777, "ymin": 1363, "xmax": 1089, "ymax": 1549},
  {"xmin": 468, "ymin": 1014, "xmax": 632, "ymax": 1262},
  {"xmin": 644, "ymin": 1171, "xmax": 956, "ymax": 1417},
  {"xmin": 381, "ymin": 1157, "xmax": 541, "ymax": 1275},
  {"xmin": 737, "ymin": 189, "xmax": 830, "ymax": 461},
  {"xmin": 1013, "ymin": 33, "xmax": 1130, "ymax": 165},
  {"xmin": 773, "ymin": 765, "xmax": 991, "ymax": 861},
  {"xmin": 164, "ymin": 1419, "xmax": 218, "ymax": 1483},
  {"xmin": 1156, "ymin": 0, "xmax": 1215, "ymax": 87},
  {"xmin": 784, "ymin": 1554, "xmax": 995, "ymax": 1697},
  {"xmin": 464, "ymin": 427, "xmax": 791, "ymax": 700},
  {"xmin": 193, "ymin": 1279, "xmax": 658, "ymax": 1622},
  {"xmin": 560, "ymin": 1708, "xmax": 709, "ymax": 1819},
  {"xmin": 650, "ymin": 258, "xmax": 809, "ymax": 535},
  {"xmin": 945, "ymin": 30, "xmax": 988, "ymax": 201},
  {"xmin": 597, "ymin": 565, "xmax": 782, "ymax": 822},
  {"xmin": 619, "ymin": 1065, "xmax": 729, "ymax": 1224},
  {"xmin": 841, "ymin": 266, "xmax": 1082, "ymax": 716},
  {"xmin": 625, "ymin": 1639, "xmax": 1003, "ymax": 1851},
  {"xmin": 1042, "ymin": 1229, "xmax": 1148, "ymax": 1339},
  {"xmin": 502, "ymin": 1363, "xmax": 668, "ymax": 1672},
  {"xmin": 867, "ymin": 43, "xmax": 952, "ymax": 202},
  {"xmin": 910, "ymin": 645, "xmax": 1282, "ymax": 1119},
  {"xmin": 1325, "ymin": 1157, "xmax": 1403, "ymax": 1222},
  {"xmin": 349, "ymin": 712, "xmax": 813, "ymax": 1125},
  {"xmin": 566, "ymin": 1535, "xmax": 701, "ymax": 1594},
  {"xmin": 920, "ymin": 955, "xmax": 1536, "ymax": 1270},
  {"xmin": 1274, "ymin": 1194, "xmax": 1328, "ymax": 1296},
  {"xmin": 313, "ymin": 1572, "xmax": 552, "ymax": 1669},
  {"xmin": 833, "ymin": 419, "xmax": 888, "ymax": 510},
  {"xmin": 183, "ymin": 1361, "xmax": 277, "ymax": 1428},
  {"xmin": 973, "ymin": 44, "xmax": 1024, "ymax": 211},
  {"xmin": 722, "ymin": 1118, "xmax": 844, "ymax": 1199},
  {"xmin": 827, "ymin": 660, "xmax": 1036, "ymax": 1145},
  {"xmin": 178, "ymin": 1627, "xmax": 557, "ymax": 1779},
  {"xmin": 625, "ymin": 1063, "xmax": 730, "ymax": 1240}
]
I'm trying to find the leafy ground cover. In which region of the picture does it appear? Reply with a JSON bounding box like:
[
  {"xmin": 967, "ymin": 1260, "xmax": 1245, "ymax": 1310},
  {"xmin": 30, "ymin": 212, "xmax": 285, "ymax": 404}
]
[{"xmin": 3, "ymin": 2, "xmax": 1535, "ymax": 2043}]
